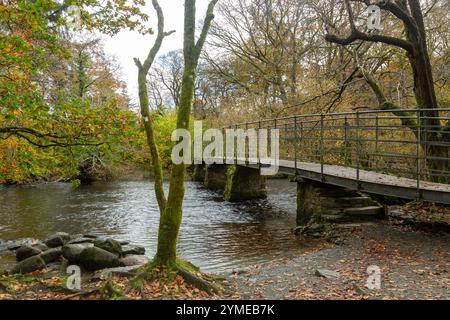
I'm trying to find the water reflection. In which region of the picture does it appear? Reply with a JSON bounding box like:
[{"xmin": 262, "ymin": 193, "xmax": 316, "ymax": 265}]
[{"xmin": 0, "ymin": 179, "xmax": 320, "ymax": 272}]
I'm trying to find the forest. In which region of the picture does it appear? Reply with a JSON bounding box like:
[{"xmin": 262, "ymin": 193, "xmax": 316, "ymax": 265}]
[{"xmin": 0, "ymin": 0, "xmax": 449, "ymax": 303}]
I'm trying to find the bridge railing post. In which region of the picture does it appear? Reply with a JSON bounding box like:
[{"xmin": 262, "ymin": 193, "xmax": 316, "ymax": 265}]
[
  {"xmin": 258, "ymin": 120, "xmax": 261, "ymax": 170},
  {"xmin": 320, "ymin": 114, "xmax": 324, "ymax": 182},
  {"xmin": 344, "ymin": 116, "xmax": 348, "ymax": 165},
  {"xmin": 245, "ymin": 122, "xmax": 249, "ymax": 165},
  {"xmin": 416, "ymin": 111, "xmax": 421, "ymax": 200},
  {"xmin": 235, "ymin": 124, "xmax": 238, "ymax": 164},
  {"xmin": 294, "ymin": 116, "xmax": 298, "ymax": 175},
  {"xmin": 375, "ymin": 115, "xmax": 379, "ymax": 170},
  {"xmin": 356, "ymin": 111, "xmax": 360, "ymax": 190}
]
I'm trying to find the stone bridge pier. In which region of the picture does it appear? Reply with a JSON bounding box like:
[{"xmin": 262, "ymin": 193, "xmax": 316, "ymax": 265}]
[
  {"xmin": 296, "ymin": 178, "xmax": 384, "ymax": 225},
  {"xmin": 196, "ymin": 164, "xmax": 267, "ymax": 202},
  {"xmin": 194, "ymin": 164, "xmax": 384, "ymax": 225}
]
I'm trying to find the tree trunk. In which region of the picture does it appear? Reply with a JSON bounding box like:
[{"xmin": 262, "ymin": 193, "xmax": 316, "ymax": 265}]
[
  {"xmin": 154, "ymin": 0, "xmax": 217, "ymax": 266},
  {"xmin": 404, "ymin": 0, "xmax": 449, "ymax": 182},
  {"xmin": 154, "ymin": 65, "xmax": 196, "ymax": 265},
  {"xmin": 325, "ymin": 0, "xmax": 449, "ymax": 183}
]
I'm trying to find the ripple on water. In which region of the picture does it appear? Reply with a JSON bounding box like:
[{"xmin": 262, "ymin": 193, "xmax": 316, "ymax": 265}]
[{"xmin": 0, "ymin": 179, "xmax": 321, "ymax": 272}]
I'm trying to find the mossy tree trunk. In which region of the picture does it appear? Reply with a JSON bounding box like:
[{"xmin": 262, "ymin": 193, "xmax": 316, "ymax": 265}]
[
  {"xmin": 135, "ymin": 0, "xmax": 218, "ymax": 268},
  {"xmin": 154, "ymin": 0, "xmax": 218, "ymax": 266},
  {"xmin": 134, "ymin": 0, "xmax": 173, "ymax": 214}
]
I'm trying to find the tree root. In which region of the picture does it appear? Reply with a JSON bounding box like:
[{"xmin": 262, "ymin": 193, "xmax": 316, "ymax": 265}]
[
  {"xmin": 62, "ymin": 288, "xmax": 100, "ymax": 300},
  {"xmin": 128, "ymin": 259, "xmax": 222, "ymax": 295},
  {"xmin": 100, "ymin": 273, "xmax": 124, "ymax": 299},
  {"xmin": 62, "ymin": 274, "xmax": 124, "ymax": 300},
  {"xmin": 174, "ymin": 265, "xmax": 221, "ymax": 294}
]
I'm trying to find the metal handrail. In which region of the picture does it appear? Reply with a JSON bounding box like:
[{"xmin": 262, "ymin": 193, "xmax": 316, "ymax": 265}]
[{"xmin": 223, "ymin": 108, "xmax": 450, "ymax": 198}]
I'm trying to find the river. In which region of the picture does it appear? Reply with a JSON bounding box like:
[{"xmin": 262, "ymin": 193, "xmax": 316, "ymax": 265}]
[{"xmin": 0, "ymin": 179, "xmax": 322, "ymax": 273}]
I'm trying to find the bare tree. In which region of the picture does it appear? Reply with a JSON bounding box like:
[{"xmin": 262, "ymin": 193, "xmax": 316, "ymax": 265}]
[{"xmin": 323, "ymin": 0, "xmax": 449, "ymax": 180}]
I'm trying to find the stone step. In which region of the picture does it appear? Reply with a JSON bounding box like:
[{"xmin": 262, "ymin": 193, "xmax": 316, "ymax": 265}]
[
  {"xmin": 344, "ymin": 206, "xmax": 384, "ymax": 217},
  {"xmin": 333, "ymin": 196, "xmax": 377, "ymax": 208}
]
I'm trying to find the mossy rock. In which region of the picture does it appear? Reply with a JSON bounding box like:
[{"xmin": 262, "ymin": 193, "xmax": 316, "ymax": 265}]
[
  {"xmin": 94, "ymin": 239, "xmax": 122, "ymax": 256},
  {"xmin": 79, "ymin": 247, "xmax": 122, "ymax": 271}
]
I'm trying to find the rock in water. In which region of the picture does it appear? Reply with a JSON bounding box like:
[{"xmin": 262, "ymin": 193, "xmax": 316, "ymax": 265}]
[
  {"xmin": 32, "ymin": 242, "xmax": 49, "ymax": 252},
  {"xmin": 5, "ymin": 238, "xmax": 40, "ymax": 251},
  {"xmin": 9, "ymin": 255, "xmax": 46, "ymax": 275},
  {"xmin": 83, "ymin": 234, "xmax": 98, "ymax": 239},
  {"xmin": 119, "ymin": 255, "xmax": 149, "ymax": 267},
  {"xmin": 67, "ymin": 237, "xmax": 95, "ymax": 245},
  {"xmin": 44, "ymin": 232, "xmax": 71, "ymax": 248},
  {"xmin": 40, "ymin": 247, "xmax": 63, "ymax": 264},
  {"xmin": 315, "ymin": 269, "xmax": 340, "ymax": 279},
  {"xmin": 62, "ymin": 244, "xmax": 92, "ymax": 263},
  {"xmin": 79, "ymin": 247, "xmax": 122, "ymax": 271},
  {"xmin": 16, "ymin": 245, "xmax": 42, "ymax": 262},
  {"xmin": 93, "ymin": 238, "xmax": 122, "ymax": 256},
  {"xmin": 121, "ymin": 245, "xmax": 145, "ymax": 256}
]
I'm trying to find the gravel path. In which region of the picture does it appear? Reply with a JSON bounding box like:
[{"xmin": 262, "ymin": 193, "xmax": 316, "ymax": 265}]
[{"xmin": 226, "ymin": 223, "xmax": 449, "ymax": 300}]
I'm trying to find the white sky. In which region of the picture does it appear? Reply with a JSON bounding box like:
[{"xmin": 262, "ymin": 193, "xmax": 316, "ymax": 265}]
[{"xmin": 102, "ymin": 0, "xmax": 210, "ymax": 103}]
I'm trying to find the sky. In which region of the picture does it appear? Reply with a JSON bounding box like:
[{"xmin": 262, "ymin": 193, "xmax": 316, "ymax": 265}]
[{"xmin": 102, "ymin": 0, "xmax": 210, "ymax": 103}]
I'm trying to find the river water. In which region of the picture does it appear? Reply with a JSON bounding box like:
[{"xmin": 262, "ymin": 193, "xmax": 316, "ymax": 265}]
[{"xmin": 0, "ymin": 179, "xmax": 321, "ymax": 272}]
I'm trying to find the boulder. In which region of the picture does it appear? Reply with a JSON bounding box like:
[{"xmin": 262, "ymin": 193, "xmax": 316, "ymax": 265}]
[
  {"xmin": 40, "ymin": 247, "xmax": 63, "ymax": 264},
  {"xmin": 67, "ymin": 237, "xmax": 95, "ymax": 245},
  {"xmin": 44, "ymin": 232, "xmax": 71, "ymax": 248},
  {"xmin": 5, "ymin": 238, "xmax": 40, "ymax": 251},
  {"xmin": 121, "ymin": 245, "xmax": 145, "ymax": 256},
  {"xmin": 32, "ymin": 242, "xmax": 49, "ymax": 252},
  {"xmin": 93, "ymin": 238, "xmax": 122, "ymax": 256},
  {"xmin": 83, "ymin": 234, "xmax": 98, "ymax": 239},
  {"xmin": 119, "ymin": 255, "xmax": 149, "ymax": 267},
  {"xmin": 79, "ymin": 247, "xmax": 122, "ymax": 271},
  {"xmin": 315, "ymin": 269, "xmax": 340, "ymax": 279},
  {"xmin": 9, "ymin": 255, "xmax": 46, "ymax": 275},
  {"xmin": 62, "ymin": 244, "xmax": 92, "ymax": 263},
  {"xmin": 16, "ymin": 245, "xmax": 42, "ymax": 262}
]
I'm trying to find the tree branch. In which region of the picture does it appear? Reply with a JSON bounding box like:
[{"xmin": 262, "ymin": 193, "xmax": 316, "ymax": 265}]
[
  {"xmin": 134, "ymin": 0, "xmax": 174, "ymax": 213},
  {"xmin": 136, "ymin": 0, "xmax": 175, "ymax": 74},
  {"xmin": 194, "ymin": 0, "xmax": 219, "ymax": 61},
  {"xmin": 325, "ymin": 0, "xmax": 414, "ymax": 53},
  {"xmin": 0, "ymin": 127, "xmax": 104, "ymax": 148}
]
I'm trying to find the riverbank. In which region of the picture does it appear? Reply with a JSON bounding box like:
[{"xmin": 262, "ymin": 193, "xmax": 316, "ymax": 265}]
[
  {"xmin": 227, "ymin": 221, "xmax": 449, "ymax": 300},
  {"xmin": 1, "ymin": 219, "xmax": 448, "ymax": 300}
]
